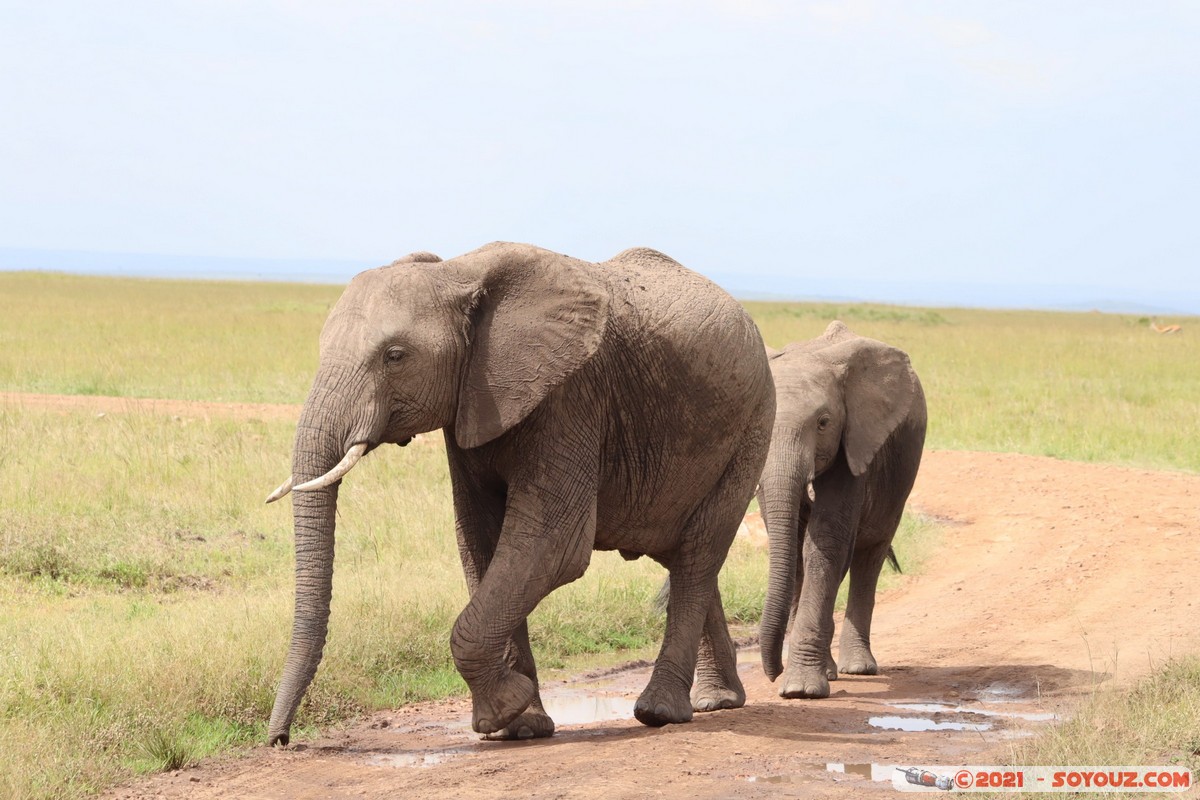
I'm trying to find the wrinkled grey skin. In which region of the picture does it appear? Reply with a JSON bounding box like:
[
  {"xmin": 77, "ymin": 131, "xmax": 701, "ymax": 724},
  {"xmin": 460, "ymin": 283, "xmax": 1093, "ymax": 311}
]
[
  {"xmin": 267, "ymin": 242, "xmax": 774, "ymax": 745},
  {"xmin": 759, "ymin": 321, "xmax": 926, "ymax": 699}
]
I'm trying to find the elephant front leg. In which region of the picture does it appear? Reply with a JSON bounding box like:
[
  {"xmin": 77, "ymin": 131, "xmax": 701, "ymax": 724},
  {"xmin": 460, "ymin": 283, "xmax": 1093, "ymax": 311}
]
[
  {"xmin": 449, "ymin": 481, "xmax": 595, "ymax": 736},
  {"xmin": 781, "ymin": 591, "xmax": 839, "ymax": 698},
  {"xmin": 447, "ymin": 454, "xmax": 565, "ymax": 739},
  {"xmin": 838, "ymin": 539, "xmax": 893, "ymax": 676},
  {"xmin": 780, "ymin": 465, "xmax": 862, "ymax": 699},
  {"xmin": 482, "ymin": 621, "xmax": 555, "ymax": 740},
  {"xmin": 788, "ymin": 544, "xmax": 838, "ymax": 682}
]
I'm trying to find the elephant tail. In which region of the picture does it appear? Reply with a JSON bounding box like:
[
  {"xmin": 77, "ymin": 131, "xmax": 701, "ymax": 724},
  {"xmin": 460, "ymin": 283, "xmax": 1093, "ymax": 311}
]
[
  {"xmin": 653, "ymin": 577, "xmax": 671, "ymax": 614},
  {"xmin": 886, "ymin": 547, "xmax": 902, "ymax": 574}
]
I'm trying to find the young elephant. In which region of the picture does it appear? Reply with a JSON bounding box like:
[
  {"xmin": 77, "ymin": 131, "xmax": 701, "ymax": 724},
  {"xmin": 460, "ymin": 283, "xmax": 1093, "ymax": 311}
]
[
  {"xmin": 759, "ymin": 321, "xmax": 926, "ymax": 699},
  {"xmin": 264, "ymin": 242, "xmax": 775, "ymax": 745}
]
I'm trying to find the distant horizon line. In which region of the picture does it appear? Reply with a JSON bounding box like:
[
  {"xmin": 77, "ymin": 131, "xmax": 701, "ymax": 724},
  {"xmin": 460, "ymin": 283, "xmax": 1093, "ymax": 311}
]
[{"xmin": 1, "ymin": 245, "xmax": 1196, "ymax": 318}]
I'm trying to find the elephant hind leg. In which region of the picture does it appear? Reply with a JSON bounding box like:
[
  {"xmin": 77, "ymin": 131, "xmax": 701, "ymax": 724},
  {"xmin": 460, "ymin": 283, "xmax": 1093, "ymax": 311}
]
[
  {"xmin": 638, "ymin": 430, "xmax": 767, "ymax": 726},
  {"xmin": 635, "ymin": 563, "xmax": 709, "ymax": 727},
  {"xmin": 691, "ymin": 588, "xmax": 745, "ymax": 713}
]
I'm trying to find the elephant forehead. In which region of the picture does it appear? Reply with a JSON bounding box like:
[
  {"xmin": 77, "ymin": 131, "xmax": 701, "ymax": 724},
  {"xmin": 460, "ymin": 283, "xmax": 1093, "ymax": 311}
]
[
  {"xmin": 771, "ymin": 356, "xmax": 834, "ymax": 395},
  {"xmin": 320, "ymin": 270, "xmax": 436, "ymax": 352}
]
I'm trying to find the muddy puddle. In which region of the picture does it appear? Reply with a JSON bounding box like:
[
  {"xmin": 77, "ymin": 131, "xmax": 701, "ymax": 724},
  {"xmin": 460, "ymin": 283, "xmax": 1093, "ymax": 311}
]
[
  {"xmin": 891, "ymin": 701, "xmax": 1056, "ymax": 722},
  {"xmin": 868, "ymin": 685, "xmax": 1057, "ymax": 734},
  {"xmin": 540, "ymin": 692, "xmax": 637, "ymax": 725},
  {"xmin": 362, "ymin": 663, "xmax": 1058, "ymax": 774},
  {"xmin": 869, "ymin": 715, "xmax": 991, "ymax": 732},
  {"xmin": 365, "ymin": 685, "xmax": 642, "ymax": 770}
]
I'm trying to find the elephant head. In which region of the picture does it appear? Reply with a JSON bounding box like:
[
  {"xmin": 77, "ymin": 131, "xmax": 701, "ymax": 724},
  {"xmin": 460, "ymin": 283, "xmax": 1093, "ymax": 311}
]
[
  {"xmin": 263, "ymin": 242, "xmax": 610, "ymax": 745},
  {"xmin": 758, "ymin": 321, "xmax": 920, "ymax": 680}
]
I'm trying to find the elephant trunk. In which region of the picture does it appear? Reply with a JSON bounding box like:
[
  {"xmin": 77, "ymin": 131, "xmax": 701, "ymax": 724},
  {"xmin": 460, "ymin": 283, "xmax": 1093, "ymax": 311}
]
[
  {"xmin": 268, "ymin": 373, "xmax": 369, "ymax": 746},
  {"xmin": 759, "ymin": 437, "xmax": 811, "ymax": 682},
  {"xmin": 267, "ymin": 482, "xmax": 337, "ymax": 745}
]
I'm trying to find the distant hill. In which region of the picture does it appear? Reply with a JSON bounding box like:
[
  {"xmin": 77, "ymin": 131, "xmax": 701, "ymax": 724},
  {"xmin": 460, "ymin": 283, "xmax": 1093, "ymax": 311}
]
[
  {"xmin": 2, "ymin": 247, "xmax": 1196, "ymax": 317},
  {"xmin": 710, "ymin": 273, "xmax": 1200, "ymax": 317},
  {"xmin": 0, "ymin": 247, "xmax": 372, "ymax": 285}
]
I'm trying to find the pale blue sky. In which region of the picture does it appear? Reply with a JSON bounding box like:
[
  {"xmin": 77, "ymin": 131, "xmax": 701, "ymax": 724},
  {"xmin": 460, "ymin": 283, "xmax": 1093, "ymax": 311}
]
[{"xmin": 2, "ymin": 1, "xmax": 1198, "ymax": 311}]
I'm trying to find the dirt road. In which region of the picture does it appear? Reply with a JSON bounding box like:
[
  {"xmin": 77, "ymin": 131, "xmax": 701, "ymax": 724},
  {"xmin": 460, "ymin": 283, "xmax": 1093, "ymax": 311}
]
[
  {"xmin": 0, "ymin": 392, "xmax": 302, "ymax": 422},
  {"xmin": 57, "ymin": 393, "xmax": 1190, "ymax": 798}
]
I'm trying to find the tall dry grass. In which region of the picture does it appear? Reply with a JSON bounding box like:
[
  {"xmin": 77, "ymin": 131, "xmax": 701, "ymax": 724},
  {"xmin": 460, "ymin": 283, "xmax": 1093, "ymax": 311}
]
[
  {"xmin": 997, "ymin": 656, "xmax": 1200, "ymax": 794},
  {"xmin": 0, "ymin": 405, "xmax": 776, "ymax": 798}
]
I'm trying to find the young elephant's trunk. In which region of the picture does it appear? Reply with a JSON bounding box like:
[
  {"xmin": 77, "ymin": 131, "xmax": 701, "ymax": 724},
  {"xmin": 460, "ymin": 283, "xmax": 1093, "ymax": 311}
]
[
  {"xmin": 759, "ymin": 437, "xmax": 811, "ymax": 681},
  {"xmin": 267, "ymin": 377, "xmax": 362, "ymax": 746}
]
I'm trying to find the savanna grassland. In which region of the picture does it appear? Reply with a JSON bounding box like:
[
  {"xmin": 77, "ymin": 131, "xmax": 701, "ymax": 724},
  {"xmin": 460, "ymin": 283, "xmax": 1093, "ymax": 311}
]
[{"xmin": 1, "ymin": 271, "xmax": 1197, "ymax": 799}]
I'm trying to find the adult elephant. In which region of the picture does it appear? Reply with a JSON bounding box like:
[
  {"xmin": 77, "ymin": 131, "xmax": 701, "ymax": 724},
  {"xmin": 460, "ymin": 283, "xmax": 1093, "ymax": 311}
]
[
  {"xmin": 759, "ymin": 321, "xmax": 926, "ymax": 699},
  {"xmin": 264, "ymin": 242, "xmax": 774, "ymax": 745}
]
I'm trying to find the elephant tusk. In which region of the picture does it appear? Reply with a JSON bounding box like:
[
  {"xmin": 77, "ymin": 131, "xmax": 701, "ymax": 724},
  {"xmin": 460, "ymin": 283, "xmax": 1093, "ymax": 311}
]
[
  {"xmin": 265, "ymin": 476, "xmax": 295, "ymax": 505},
  {"xmin": 292, "ymin": 442, "xmax": 369, "ymax": 493},
  {"xmin": 806, "ymin": 482, "xmax": 816, "ymax": 503}
]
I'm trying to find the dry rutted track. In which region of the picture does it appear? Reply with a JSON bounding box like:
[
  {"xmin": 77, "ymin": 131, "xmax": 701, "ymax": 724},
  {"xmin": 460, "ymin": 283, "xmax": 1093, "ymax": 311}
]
[{"xmin": 20, "ymin": 395, "xmax": 1192, "ymax": 799}]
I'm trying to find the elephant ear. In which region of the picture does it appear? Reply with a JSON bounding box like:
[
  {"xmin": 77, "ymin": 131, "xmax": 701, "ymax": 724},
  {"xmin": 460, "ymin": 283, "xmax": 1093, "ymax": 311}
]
[
  {"xmin": 783, "ymin": 320, "xmax": 857, "ymax": 356},
  {"xmin": 454, "ymin": 248, "xmax": 610, "ymax": 449},
  {"xmin": 824, "ymin": 335, "xmax": 918, "ymax": 476}
]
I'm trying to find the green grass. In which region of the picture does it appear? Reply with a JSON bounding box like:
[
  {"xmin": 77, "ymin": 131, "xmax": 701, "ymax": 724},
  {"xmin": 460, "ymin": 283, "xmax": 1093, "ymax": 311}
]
[
  {"xmin": 0, "ymin": 272, "xmax": 1196, "ymax": 798},
  {"xmin": 0, "ymin": 403, "xmax": 939, "ymax": 800},
  {"xmin": 996, "ymin": 656, "xmax": 1200, "ymax": 797},
  {"xmin": 749, "ymin": 302, "xmax": 1200, "ymax": 473},
  {"xmin": 0, "ymin": 272, "xmax": 336, "ymax": 403},
  {"xmin": 4, "ymin": 272, "xmax": 1195, "ymax": 470},
  {"xmin": 0, "ymin": 403, "xmax": 771, "ymax": 799}
]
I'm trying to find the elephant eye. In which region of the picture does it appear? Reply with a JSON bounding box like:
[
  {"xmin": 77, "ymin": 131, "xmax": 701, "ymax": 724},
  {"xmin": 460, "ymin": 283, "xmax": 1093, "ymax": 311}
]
[
  {"xmin": 385, "ymin": 346, "xmax": 405, "ymax": 365},
  {"xmin": 817, "ymin": 414, "xmax": 831, "ymax": 431}
]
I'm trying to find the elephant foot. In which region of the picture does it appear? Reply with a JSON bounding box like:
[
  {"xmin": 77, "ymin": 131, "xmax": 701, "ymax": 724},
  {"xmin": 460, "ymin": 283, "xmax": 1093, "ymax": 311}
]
[
  {"xmin": 482, "ymin": 709, "xmax": 555, "ymax": 740},
  {"xmin": 779, "ymin": 666, "xmax": 831, "ymax": 699},
  {"xmin": 634, "ymin": 682, "xmax": 694, "ymax": 727},
  {"xmin": 826, "ymin": 655, "xmax": 839, "ymax": 681},
  {"xmin": 691, "ymin": 681, "xmax": 745, "ymax": 713},
  {"xmin": 471, "ymin": 671, "xmax": 536, "ymax": 735},
  {"xmin": 839, "ymin": 656, "xmax": 879, "ymax": 675}
]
